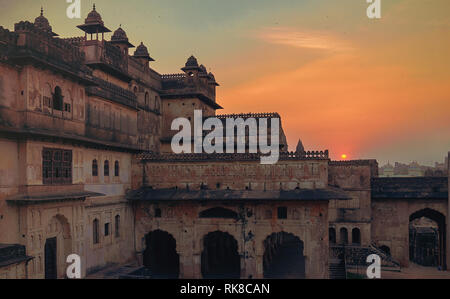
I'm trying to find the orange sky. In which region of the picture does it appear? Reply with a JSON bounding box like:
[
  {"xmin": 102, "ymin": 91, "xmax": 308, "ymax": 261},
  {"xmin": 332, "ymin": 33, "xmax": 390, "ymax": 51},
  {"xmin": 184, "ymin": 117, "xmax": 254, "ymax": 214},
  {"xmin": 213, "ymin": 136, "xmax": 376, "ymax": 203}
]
[{"xmin": 1, "ymin": 0, "xmax": 449, "ymax": 164}]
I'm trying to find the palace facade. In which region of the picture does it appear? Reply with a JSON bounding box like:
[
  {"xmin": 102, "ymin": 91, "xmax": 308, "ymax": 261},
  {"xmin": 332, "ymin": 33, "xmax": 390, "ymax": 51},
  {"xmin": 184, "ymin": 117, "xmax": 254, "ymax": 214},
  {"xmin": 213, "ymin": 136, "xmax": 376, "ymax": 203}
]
[{"xmin": 0, "ymin": 6, "xmax": 448, "ymax": 279}]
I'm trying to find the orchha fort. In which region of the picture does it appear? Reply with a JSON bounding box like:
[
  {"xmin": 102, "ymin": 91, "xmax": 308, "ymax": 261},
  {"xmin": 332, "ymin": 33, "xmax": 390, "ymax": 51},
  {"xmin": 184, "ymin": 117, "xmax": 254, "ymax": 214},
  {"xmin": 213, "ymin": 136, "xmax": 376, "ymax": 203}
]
[{"xmin": 0, "ymin": 6, "xmax": 448, "ymax": 279}]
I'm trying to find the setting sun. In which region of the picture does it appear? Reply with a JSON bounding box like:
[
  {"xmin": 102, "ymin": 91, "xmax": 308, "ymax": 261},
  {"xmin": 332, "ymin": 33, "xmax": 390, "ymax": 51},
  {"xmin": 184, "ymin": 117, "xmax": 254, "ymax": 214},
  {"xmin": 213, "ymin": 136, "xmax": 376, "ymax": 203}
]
[{"xmin": 341, "ymin": 154, "xmax": 348, "ymax": 160}]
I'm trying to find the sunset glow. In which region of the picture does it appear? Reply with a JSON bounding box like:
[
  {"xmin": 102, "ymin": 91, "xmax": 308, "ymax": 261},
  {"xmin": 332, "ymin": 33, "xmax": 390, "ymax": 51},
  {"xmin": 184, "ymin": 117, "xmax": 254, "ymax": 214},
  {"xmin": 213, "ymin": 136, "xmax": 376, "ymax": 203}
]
[{"xmin": 1, "ymin": 0, "xmax": 448, "ymax": 164}]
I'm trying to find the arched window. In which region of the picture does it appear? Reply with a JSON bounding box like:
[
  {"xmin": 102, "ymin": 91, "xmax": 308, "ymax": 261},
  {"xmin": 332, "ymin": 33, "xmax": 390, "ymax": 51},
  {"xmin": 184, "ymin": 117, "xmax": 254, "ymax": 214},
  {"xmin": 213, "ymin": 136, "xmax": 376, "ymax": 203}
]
[
  {"xmin": 145, "ymin": 92, "xmax": 149, "ymax": 107},
  {"xmin": 114, "ymin": 161, "xmax": 119, "ymax": 177},
  {"xmin": 53, "ymin": 86, "xmax": 63, "ymax": 111},
  {"xmin": 104, "ymin": 160, "xmax": 110, "ymax": 176},
  {"xmin": 93, "ymin": 219, "xmax": 99, "ymax": 244},
  {"xmin": 329, "ymin": 227, "xmax": 336, "ymax": 244},
  {"xmin": 92, "ymin": 160, "xmax": 98, "ymax": 177},
  {"xmin": 115, "ymin": 215, "xmax": 120, "ymax": 238},
  {"xmin": 340, "ymin": 228, "xmax": 348, "ymax": 245},
  {"xmin": 352, "ymin": 228, "xmax": 361, "ymax": 245}
]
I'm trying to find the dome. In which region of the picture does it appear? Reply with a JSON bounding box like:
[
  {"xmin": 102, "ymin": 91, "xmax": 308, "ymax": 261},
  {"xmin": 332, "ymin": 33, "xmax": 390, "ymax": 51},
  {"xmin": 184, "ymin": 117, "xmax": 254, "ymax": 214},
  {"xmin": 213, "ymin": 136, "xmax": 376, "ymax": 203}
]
[
  {"xmin": 85, "ymin": 4, "xmax": 104, "ymax": 25},
  {"xmin": 112, "ymin": 26, "xmax": 127, "ymax": 41},
  {"xmin": 134, "ymin": 42, "xmax": 149, "ymax": 56},
  {"xmin": 111, "ymin": 26, "xmax": 135, "ymax": 47},
  {"xmin": 133, "ymin": 42, "xmax": 154, "ymax": 61},
  {"xmin": 34, "ymin": 7, "xmax": 53, "ymax": 33},
  {"xmin": 77, "ymin": 4, "xmax": 111, "ymax": 34},
  {"xmin": 296, "ymin": 139, "xmax": 305, "ymax": 153},
  {"xmin": 185, "ymin": 55, "xmax": 199, "ymax": 68}
]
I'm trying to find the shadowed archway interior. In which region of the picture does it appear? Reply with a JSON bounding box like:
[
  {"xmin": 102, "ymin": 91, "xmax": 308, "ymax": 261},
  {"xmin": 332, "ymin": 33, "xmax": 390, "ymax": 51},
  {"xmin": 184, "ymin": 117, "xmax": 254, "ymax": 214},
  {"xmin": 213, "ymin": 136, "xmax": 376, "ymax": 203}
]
[
  {"xmin": 409, "ymin": 208, "xmax": 446, "ymax": 269},
  {"xmin": 263, "ymin": 232, "xmax": 305, "ymax": 279},
  {"xmin": 201, "ymin": 231, "xmax": 240, "ymax": 279},
  {"xmin": 143, "ymin": 230, "xmax": 180, "ymax": 278}
]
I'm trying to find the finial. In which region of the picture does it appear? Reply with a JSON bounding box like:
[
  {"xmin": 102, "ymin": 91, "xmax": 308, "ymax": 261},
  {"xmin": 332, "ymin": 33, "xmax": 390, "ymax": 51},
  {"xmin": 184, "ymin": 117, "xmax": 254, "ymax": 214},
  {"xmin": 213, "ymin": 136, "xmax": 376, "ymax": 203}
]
[
  {"xmin": 93, "ymin": 4, "xmax": 96, "ymax": 11},
  {"xmin": 41, "ymin": 6, "xmax": 44, "ymax": 16}
]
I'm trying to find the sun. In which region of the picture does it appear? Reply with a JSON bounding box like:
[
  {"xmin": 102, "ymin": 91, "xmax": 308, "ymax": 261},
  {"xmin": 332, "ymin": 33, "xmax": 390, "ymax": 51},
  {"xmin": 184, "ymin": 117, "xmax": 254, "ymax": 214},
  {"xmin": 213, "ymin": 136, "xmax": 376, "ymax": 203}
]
[{"xmin": 341, "ymin": 154, "xmax": 348, "ymax": 160}]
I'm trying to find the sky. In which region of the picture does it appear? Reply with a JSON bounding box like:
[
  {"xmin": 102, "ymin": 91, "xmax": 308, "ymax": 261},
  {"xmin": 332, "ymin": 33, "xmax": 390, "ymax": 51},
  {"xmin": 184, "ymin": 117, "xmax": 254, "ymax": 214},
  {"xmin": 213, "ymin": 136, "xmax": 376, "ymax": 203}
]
[{"xmin": 0, "ymin": 0, "xmax": 449, "ymax": 165}]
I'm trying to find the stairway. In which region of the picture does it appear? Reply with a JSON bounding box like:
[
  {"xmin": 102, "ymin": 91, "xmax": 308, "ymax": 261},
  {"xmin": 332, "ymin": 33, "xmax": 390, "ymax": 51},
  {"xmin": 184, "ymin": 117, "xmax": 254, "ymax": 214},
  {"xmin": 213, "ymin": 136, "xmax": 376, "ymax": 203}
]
[{"xmin": 329, "ymin": 260, "xmax": 346, "ymax": 279}]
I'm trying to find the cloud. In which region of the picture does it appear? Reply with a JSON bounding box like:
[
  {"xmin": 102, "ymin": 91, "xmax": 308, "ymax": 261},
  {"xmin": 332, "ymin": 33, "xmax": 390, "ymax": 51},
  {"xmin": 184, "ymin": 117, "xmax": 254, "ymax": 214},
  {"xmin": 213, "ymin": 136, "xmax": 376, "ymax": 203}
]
[{"xmin": 257, "ymin": 27, "xmax": 353, "ymax": 51}]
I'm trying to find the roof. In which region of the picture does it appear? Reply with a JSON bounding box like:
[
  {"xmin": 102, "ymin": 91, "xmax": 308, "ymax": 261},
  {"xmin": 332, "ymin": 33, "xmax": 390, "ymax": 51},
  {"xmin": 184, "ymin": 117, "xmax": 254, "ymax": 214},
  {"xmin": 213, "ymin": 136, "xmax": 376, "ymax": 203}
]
[
  {"xmin": 6, "ymin": 191, "xmax": 104, "ymax": 205},
  {"xmin": 110, "ymin": 26, "xmax": 135, "ymax": 48},
  {"xmin": 77, "ymin": 5, "xmax": 111, "ymax": 34},
  {"xmin": 127, "ymin": 187, "xmax": 350, "ymax": 202},
  {"xmin": 0, "ymin": 244, "xmax": 33, "ymax": 268},
  {"xmin": 371, "ymin": 177, "xmax": 448, "ymax": 199}
]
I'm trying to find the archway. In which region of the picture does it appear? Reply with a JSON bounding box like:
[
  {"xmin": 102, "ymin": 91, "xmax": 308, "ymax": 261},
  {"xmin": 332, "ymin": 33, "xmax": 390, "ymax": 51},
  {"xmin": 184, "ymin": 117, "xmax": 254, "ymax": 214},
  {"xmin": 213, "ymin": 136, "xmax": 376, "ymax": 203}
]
[
  {"xmin": 263, "ymin": 232, "xmax": 305, "ymax": 279},
  {"xmin": 340, "ymin": 228, "xmax": 348, "ymax": 245},
  {"xmin": 329, "ymin": 228, "xmax": 336, "ymax": 244},
  {"xmin": 143, "ymin": 230, "xmax": 180, "ymax": 278},
  {"xmin": 44, "ymin": 215, "xmax": 72, "ymax": 279},
  {"xmin": 201, "ymin": 231, "xmax": 240, "ymax": 279},
  {"xmin": 352, "ymin": 228, "xmax": 361, "ymax": 245},
  {"xmin": 409, "ymin": 209, "xmax": 446, "ymax": 269}
]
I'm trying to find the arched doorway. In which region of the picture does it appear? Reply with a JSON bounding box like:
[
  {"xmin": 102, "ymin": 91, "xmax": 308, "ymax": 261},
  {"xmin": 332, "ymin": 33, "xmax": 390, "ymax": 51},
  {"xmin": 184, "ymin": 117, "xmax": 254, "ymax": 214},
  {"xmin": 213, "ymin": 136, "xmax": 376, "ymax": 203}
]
[
  {"xmin": 44, "ymin": 215, "xmax": 72, "ymax": 279},
  {"xmin": 340, "ymin": 228, "xmax": 348, "ymax": 245},
  {"xmin": 143, "ymin": 230, "xmax": 180, "ymax": 278},
  {"xmin": 263, "ymin": 232, "xmax": 305, "ymax": 279},
  {"xmin": 409, "ymin": 209, "xmax": 446, "ymax": 269},
  {"xmin": 329, "ymin": 228, "xmax": 336, "ymax": 244},
  {"xmin": 201, "ymin": 231, "xmax": 240, "ymax": 279},
  {"xmin": 352, "ymin": 228, "xmax": 361, "ymax": 245}
]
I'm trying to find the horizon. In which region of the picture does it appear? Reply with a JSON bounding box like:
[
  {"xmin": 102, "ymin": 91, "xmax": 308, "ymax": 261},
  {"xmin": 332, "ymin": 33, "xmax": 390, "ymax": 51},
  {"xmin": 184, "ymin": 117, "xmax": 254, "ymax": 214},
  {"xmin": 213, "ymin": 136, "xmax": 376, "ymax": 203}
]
[{"xmin": 1, "ymin": 0, "xmax": 449, "ymax": 165}]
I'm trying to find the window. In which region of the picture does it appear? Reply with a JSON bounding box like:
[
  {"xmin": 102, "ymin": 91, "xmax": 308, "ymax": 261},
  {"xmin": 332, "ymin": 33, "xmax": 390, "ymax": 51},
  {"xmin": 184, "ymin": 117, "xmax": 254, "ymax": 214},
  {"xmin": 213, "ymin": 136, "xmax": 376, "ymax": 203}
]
[
  {"xmin": 155, "ymin": 208, "xmax": 162, "ymax": 218},
  {"xmin": 352, "ymin": 228, "xmax": 361, "ymax": 245},
  {"xmin": 104, "ymin": 223, "xmax": 110, "ymax": 236},
  {"xmin": 52, "ymin": 86, "xmax": 63, "ymax": 111},
  {"xmin": 277, "ymin": 207, "xmax": 287, "ymax": 219},
  {"xmin": 93, "ymin": 219, "xmax": 99, "ymax": 244},
  {"xmin": 114, "ymin": 161, "xmax": 119, "ymax": 177},
  {"xmin": 92, "ymin": 160, "xmax": 98, "ymax": 177},
  {"xmin": 104, "ymin": 160, "xmax": 110, "ymax": 176},
  {"xmin": 64, "ymin": 103, "xmax": 71, "ymax": 112},
  {"xmin": 329, "ymin": 228, "xmax": 336, "ymax": 244},
  {"xmin": 115, "ymin": 215, "xmax": 120, "ymax": 238},
  {"xmin": 145, "ymin": 92, "xmax": 149, "ymax": 107},
  {"xmin": 42, "ymin": 148, "xmax": 72, "ymax": 185}
]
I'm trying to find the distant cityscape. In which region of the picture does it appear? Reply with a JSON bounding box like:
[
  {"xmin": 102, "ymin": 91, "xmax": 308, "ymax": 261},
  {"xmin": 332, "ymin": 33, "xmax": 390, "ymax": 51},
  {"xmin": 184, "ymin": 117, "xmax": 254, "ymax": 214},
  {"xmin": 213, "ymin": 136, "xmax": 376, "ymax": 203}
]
[{"xmin": 379, "ymin": 157, "xmax": 449, "ymax": 177}]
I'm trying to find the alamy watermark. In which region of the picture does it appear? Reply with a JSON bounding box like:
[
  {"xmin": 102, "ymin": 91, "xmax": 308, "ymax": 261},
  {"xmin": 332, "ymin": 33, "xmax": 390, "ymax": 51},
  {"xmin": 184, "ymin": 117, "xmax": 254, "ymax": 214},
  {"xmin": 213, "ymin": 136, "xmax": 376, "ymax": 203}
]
[
  {"xmin": 66, "ymin": 253, "xmax": 81, "ymax": 279},
  {"xmin": 171, "ymin": 110, "xmax": 280, "ymax": 165},
  {"xmin": 367, "ymin": 0, "xmax": 381, "ymax": 19},
  {"xmin": 366, "ymin": 254, "xmax": 381, "ymax": 279},
  {"xmin": 66, "ymin": 0, "xmax": 81, "ymax": 19}
]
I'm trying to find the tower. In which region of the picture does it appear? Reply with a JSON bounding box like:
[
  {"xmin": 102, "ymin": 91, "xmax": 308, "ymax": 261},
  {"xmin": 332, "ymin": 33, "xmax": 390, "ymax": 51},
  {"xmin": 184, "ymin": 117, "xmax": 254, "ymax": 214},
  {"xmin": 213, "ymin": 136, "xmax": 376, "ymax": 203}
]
[
  {"xmin": 77, "ymin": 4, "xmax": 111, "ymax": 40},
  {"xmin": 110, "ymin": 25, "xmax": 135, "ymax": 56}
]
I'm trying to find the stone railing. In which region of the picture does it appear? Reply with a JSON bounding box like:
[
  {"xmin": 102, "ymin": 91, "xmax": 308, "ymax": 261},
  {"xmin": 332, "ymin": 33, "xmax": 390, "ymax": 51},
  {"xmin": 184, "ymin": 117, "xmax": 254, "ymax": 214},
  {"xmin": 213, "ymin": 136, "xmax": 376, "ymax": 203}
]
[
  {"xmin": 87, "ymin": 77, "xmax": 137, "ymax": 109},
  {"xmin": 101, "ymin": 41, "xmax": 128, "ymax": 74},
  {"xmin": 216, "ymin": 113, "xmax": 281, "ymax": 119},
  {"xmin": 160, "ymin": 73, "xmax": 187, "ymax": 80},
  {"xmin": 11, "ymin": 21, "xmax": 89, "ymax": 75},
  {"xmin": 161, "ymin": 73, "xmax": 216, "ymax": 102},
  {"xmin": 136, "ymin": 150, "xmax": 329, "ymax": 162},
  {"xmin": 0, "ymin": 27, "xmax": 18, "ymax": 60}
]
